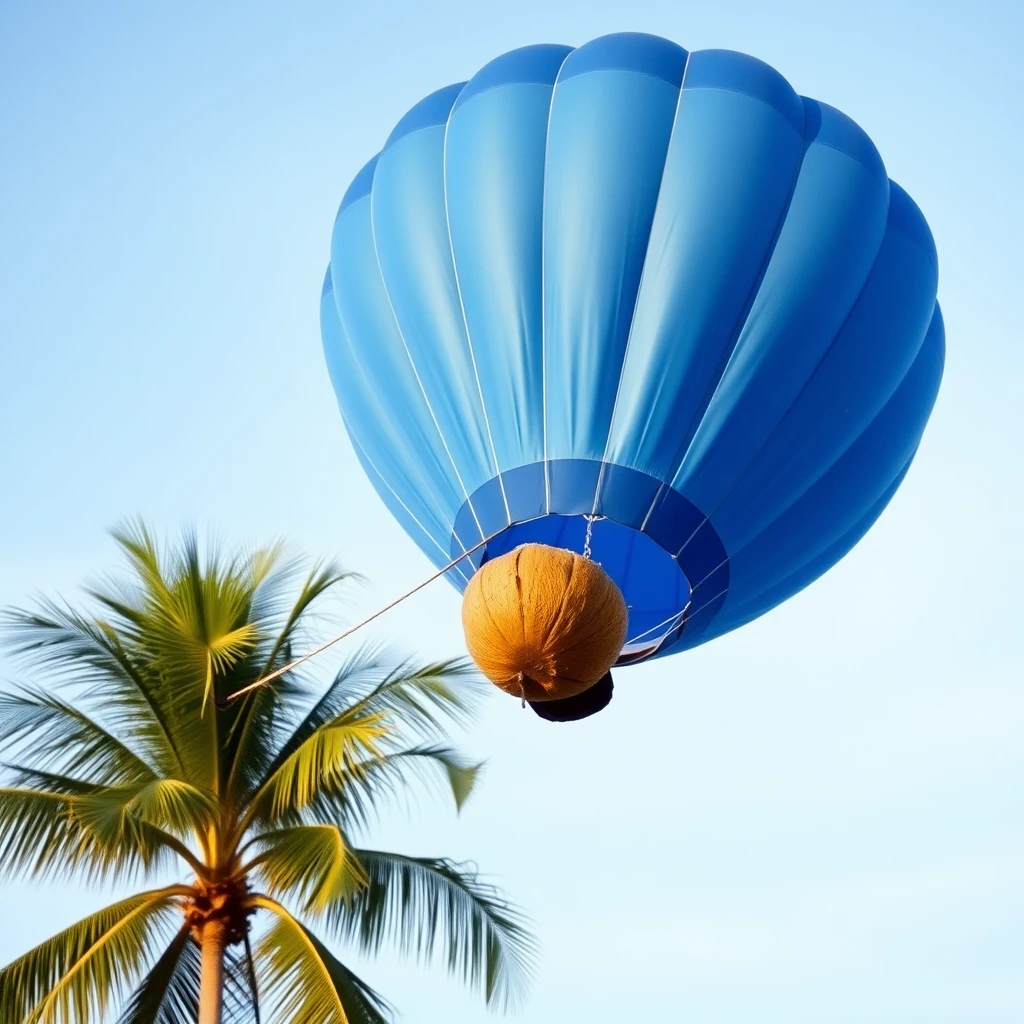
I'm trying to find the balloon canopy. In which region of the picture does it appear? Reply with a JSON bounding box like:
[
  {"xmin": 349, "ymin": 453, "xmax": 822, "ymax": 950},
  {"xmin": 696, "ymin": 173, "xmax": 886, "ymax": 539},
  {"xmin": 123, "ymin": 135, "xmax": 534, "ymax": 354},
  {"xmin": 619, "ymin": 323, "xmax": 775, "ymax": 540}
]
[{"xmin": 321, "ymin": 32, "xmax": 943, "ymax": 668}]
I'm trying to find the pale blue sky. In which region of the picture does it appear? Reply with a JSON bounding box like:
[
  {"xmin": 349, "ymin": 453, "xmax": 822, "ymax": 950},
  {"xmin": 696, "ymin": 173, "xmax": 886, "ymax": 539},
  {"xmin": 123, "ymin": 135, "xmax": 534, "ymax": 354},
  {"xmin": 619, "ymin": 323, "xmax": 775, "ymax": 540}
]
[{"xmin": 1, "ymin": 1, "xmax": 1022, "ymax": 1021}]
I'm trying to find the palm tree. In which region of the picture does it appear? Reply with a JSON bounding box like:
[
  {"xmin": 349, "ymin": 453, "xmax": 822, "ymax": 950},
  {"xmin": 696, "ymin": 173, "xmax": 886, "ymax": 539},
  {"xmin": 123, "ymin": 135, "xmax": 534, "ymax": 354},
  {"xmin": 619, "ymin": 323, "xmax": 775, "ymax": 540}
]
[{"xmin": 0, "ymin": 523, "xmax": 535, "ymax": 1024}]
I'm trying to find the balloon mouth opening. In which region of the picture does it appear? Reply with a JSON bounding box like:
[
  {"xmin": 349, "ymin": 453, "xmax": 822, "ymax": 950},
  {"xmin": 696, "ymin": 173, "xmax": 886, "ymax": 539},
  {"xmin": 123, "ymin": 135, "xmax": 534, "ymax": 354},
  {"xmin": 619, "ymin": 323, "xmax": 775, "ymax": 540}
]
[
  {"xmin": 528, "ymin": 671, "xmax": 614, "ymax": 722},
  {"xmin": 479, "ymin": 515, "xmax": 692, "ymax": 663}
]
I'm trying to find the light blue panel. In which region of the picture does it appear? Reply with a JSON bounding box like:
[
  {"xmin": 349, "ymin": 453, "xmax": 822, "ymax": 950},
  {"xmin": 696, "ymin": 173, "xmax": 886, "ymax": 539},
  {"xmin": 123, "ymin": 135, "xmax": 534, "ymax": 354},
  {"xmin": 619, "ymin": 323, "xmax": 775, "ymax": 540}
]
[
  {"xmin": 320, "ymin": 271, "xmax": 460, "ymax": 559},
  {"xmin": 672, "ymin": 99, "xmax": 891, "ymax": 515},
  {"xmin": 445, "ymin": 45, "xmax": 571, "ymax": 472},
  {"xmin": 344, "ymin": 426, "xmax": 471, "ymax": 589},
  {"xmin": 703, "ymin": 305, "xmax": 944, "ymax": 634},
  {"xmin": 329, "ymin": 180, "xmax": 475, "ymax": 545},
  {"xmin": 542, "ymin": 36, "xmax": 686, "ymax": 464},
  {"xmin": 605, "ymin": 50, "xmax": 805, "ymax": 478},
  {"xmin": 709, "ymin": 181, "xmax": 939, "ymax": 552},
  {"xmin": 371, "ymin": 86, "xmax": 499, "ymax": 506}
]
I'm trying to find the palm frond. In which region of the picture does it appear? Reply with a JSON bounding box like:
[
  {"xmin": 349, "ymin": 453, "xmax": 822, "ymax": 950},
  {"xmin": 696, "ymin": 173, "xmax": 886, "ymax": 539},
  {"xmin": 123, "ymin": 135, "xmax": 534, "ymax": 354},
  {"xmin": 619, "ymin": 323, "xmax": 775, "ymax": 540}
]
[
  {"xmin": 0, "ymin": 888, "xmax": 183, "ymax": 1024},
  {"xmin": 239, "ymin": 933, "xmax": 262, "ymax": 1024},
  {"xmin": 298, "ymin": 746, "xmax": 483, "ymax": 835},
  {"xmin": 0, "ymin": 787, "xmax": 174, "ymax": 883},
  {"xmin": 246, "ymin": 653, "xmax": 483, "ymax": 824},
  {"xmin": 0, "ymin": 602, "xmax": 183, "ymax": 777},
  {"xmin": 100, "ymin": 522, "xmax": 268, "ymax": 790},
  {"xmin": 115, "ymin": 926, "xmax": 199, "ymax": 1024},
  {"xmin": 117, "ymin": 924, "xmax": 256, "ymax": 1024},
  {"xmin": 3, "ymin": 766, "xmax": 105, "ymax": 796},
  {"xmin": 254, "ymin": 645, "xmax": 393, "ymax": 781},
  {"xmin": 252, "ymin": 896, "xmax": 391, "ymax": 1024},
  {"xmin": 328, "ymin": 851, "xmax": 538, "ymax": 1012},
  {"xmin": 70, "ymin": 778, "xmax": 217, "ymax": 844},
  {"xmin": 253, "ymin": 560, "xmax": 355, "ymax": 678},
  {"xmin": 0, "ymin": 686, "xmax": 157, "ymax": 784},
  {"xmin": 244, "ymin": 712, "xmax": 389, "ymax": 827},
  {"xmin": 345, "ymin": 659, "xmax": 485, "ymax": 739},
  {"xmin": 274, "ymin": 656, "xmax": 483, "ymax": 766},
  {"xmin": 222, "ymin": 560, "xmax": 355, "ymax": 807},
  {"xmin": 244, "ymin": 825, "xmax": 367, "ymax": 915}
]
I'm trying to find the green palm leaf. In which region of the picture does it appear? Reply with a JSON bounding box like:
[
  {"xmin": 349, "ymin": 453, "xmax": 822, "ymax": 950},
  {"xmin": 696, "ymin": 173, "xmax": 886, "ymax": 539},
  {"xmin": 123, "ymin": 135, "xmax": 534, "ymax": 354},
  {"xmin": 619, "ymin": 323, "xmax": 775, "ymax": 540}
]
[
  {"xmin": 0, "ymin": 787, "xmax": 174, "ymax": 883},
  {"xmin": 328, "ymin": 851, "xmax": 538, "ymax": 1012},
  {"xmin": 0, "ymin": 686, "xmax": 157, "ymax": 784},
  {"xmin": 300, "ymin": 745, "xmax": 483, "ymax": 834},
  {"xmin": 275, "ymin": 656, "xmax": 483, "ymax": 764},
  {"xmin": 245, "ymin": 824, "xmax": 368, "ymax": 914},
  {"xmin": 246, "ymin": 712, "xmax": 389, "ymax": 825},
  {"xmin": 0, "ymin": 889, "xmax": 184, "ymax": 1024},
  {"xmin": 0, "ymin": 771, "xmax": 208, "ymax": 880},
  {"xmin": 115, "ymin": 926, "xmax": 200, "ymax": 1024},
  {"xmin": 221, "ymin": 559, "xmax": 354, "ymax": 813},
  {"xmin": 1, "ymin": 602, "xmax": 183, "ymax": 777},
  {"xmin": 70, "ymin": 778, "xmax": 217, "ymax": 843},
  {"xmin": 253, "ymin": 896, "xmax": 391, "ymax": 1024}
]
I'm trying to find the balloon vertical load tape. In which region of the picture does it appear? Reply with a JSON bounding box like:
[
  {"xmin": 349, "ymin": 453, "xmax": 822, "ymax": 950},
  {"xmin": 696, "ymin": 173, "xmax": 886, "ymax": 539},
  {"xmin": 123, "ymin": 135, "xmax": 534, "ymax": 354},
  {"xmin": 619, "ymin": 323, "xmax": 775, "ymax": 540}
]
[{"xmin": 461, "ymin": 543, "xmax": 628, "ymax": 703}]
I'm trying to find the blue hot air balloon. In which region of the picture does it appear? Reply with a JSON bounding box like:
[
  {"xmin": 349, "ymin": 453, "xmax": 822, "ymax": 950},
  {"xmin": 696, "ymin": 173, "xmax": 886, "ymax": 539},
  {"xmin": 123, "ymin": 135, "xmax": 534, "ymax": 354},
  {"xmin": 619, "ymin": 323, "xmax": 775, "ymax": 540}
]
[{"xmin": 321, "ymin": 32, "xmax": 943, "ymax": 716}]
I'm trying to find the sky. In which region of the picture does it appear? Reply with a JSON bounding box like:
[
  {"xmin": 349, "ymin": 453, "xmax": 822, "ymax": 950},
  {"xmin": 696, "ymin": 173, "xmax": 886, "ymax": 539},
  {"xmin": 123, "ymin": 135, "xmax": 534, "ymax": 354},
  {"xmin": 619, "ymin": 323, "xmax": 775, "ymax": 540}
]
[{"xmin": 1, "ymin": 0, "xmax": 1022, "ymax": 1021}]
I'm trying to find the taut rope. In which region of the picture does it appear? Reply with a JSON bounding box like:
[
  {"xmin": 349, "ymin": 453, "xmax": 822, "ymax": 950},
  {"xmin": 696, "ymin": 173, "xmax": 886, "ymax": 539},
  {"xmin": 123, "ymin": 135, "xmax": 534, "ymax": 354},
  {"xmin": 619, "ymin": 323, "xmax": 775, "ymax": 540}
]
[{"xmin": 218, "ymin": 531, "xmax": 501, "ymax": 707}]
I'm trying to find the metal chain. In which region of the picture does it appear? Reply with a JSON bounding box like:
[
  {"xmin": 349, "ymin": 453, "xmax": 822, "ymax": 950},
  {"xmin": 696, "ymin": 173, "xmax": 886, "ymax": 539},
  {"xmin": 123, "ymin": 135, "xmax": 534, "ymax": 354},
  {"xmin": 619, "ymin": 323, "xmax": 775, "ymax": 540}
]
[{"xmin": 582, "ymin": 514, "xmax": 596, "ymax": 560}]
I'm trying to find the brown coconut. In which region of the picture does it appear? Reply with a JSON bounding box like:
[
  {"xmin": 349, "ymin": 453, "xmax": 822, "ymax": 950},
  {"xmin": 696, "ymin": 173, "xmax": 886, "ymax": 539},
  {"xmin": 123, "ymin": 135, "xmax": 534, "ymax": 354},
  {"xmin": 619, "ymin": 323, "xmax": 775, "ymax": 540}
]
[{"xmin": 461, "ymin": 543, "xmax": 628, "ymax": 702}]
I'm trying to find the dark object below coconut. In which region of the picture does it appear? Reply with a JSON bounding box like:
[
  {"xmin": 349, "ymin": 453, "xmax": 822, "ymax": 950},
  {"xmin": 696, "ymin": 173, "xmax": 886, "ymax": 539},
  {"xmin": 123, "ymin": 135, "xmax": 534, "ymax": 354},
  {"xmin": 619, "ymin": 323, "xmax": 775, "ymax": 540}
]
[{"xmin": 528, "ymin": 671, "xmax": 613, "ymax": 722}]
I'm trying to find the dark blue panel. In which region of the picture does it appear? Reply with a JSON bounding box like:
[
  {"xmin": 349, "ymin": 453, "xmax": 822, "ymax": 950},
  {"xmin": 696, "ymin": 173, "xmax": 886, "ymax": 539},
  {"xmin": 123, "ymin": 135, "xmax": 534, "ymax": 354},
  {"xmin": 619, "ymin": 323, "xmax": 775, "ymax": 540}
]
[
  {"xmin": 707, "ymin": 180, "xmax": 939, "ymax": 555},
  {"xmin": 925, "ymin": 302, "xmax": 945, "ymax": 364},
  {"xmin": 684, "ymin": 49, "xmax": 804, "ymax": 132},
  {"xmin": 548, "ymin": 459, "xmax": 603, "ymax": 514},
  {"xmin": 642, "ymin": 486, "xmax": 710, "ymax": 559},
  {"xmin": 887, "ymin": 181, "xmax": 939, "ymax": 270},
  {"xmin": 383, "ymin": 82, "xmax": 467, "ymax": 151},
  {"xmin": 712, "ymin": 321, "xmax": 943, "ymax": 622},
  {"xmin": 684, "ymin": 460, "xmax": 914, "ymax": 653},
  {"xmin": 557, "ymin": 32, "xmax": 687, "ymax": 84},
  {"xmin": 595, "ymin": 464, "xmax": 663, "ymax": 528},
  {"xmin": 450, "ymin": 496, "xmax": 486, "ymax": 569},
  {"xmin": 676, "ymin": 520, "xmax": 730, "ymax": 590},
  {"xmin": 499, "ymin": 462, "xmax": 547, "ymax": 524},
  {"xmin": 471, "ymin": 476, "xmax": 509, "ymax": 542},
  {"xmin": 654, "ymin": 560, "xmax": 731, "ymax": 656},
  {"xmin": 672, "ymin": 95, "xmax": 890, "ymax": 511},
  {"xmin": 452, "ymin": 43, "xmax": 573, "ymax": 112}
]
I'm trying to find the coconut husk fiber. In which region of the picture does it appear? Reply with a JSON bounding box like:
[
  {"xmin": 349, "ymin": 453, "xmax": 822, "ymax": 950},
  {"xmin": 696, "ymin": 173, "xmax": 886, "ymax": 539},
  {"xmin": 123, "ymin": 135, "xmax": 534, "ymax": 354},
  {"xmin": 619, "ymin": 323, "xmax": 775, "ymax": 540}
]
[{"xmin": 461, "ymin": 543, "xmax": 628, "ymax": 704}]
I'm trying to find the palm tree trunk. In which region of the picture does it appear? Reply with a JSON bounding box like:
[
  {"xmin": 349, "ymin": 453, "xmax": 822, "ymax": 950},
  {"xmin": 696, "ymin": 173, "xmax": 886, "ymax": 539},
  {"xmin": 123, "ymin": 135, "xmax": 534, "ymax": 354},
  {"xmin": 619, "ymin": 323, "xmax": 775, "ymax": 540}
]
[{"xmin": 199, "ymin": 917, "xmax": 228, "ymax": 1024}]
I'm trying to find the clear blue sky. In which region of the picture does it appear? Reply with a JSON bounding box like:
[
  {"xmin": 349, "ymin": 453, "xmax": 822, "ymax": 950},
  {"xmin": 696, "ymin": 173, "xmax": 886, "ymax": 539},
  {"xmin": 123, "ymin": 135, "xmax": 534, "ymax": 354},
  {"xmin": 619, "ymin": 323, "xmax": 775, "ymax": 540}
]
[{"xmin": 1, "ymin": 1, "xmax": 1022, "ymax": 1021}]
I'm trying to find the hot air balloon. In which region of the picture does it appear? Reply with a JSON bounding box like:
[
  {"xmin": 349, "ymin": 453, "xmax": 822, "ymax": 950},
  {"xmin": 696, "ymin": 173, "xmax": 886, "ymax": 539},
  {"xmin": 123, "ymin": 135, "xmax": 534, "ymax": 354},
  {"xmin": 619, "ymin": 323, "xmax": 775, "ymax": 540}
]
[{"xmin": 320, "ymin": 32, "xmax": 943, "ymax": 721}]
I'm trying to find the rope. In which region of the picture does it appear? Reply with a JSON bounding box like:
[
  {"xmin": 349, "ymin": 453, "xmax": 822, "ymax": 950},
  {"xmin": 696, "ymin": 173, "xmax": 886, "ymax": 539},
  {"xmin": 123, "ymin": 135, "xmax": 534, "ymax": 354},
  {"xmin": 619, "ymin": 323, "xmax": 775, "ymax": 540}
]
[
  {"xmin": 621, "ymin": 587, "xmax": 728, "ymax": 652},
  {"xmin": 218, "ymin": 531, "xmax": 501, "ymax": 707}
]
